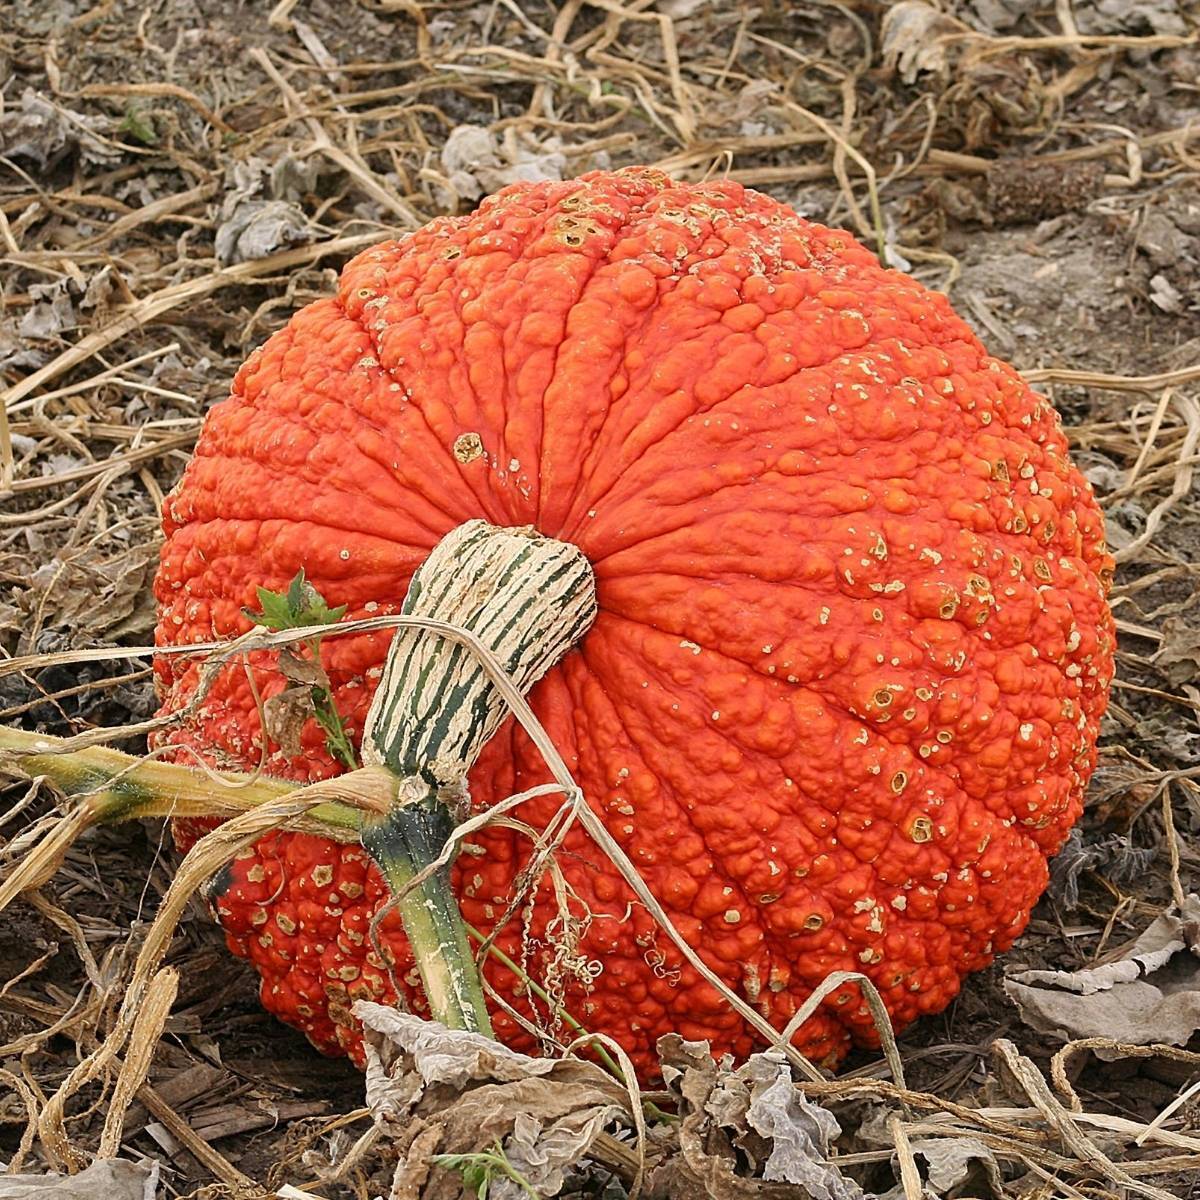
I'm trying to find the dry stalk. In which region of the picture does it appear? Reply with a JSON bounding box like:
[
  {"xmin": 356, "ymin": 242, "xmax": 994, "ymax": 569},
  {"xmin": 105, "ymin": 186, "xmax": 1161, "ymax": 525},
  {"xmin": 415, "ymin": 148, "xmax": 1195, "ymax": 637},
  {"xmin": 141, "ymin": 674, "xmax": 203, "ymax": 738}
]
[
  {"xmin": 887, "ymin": 1113, "xmax": 923, "ymax": 1200},
  {"xmin": 563, "ymin": 1030, "xmax": 646, "ymax": 1199},
  {"xmin": 1050, "ymin": 1039, "xmax": 1200, "ymax": 1116},
  {"xmin": 0, "ymin": 1067, "xmax": 41, "ymax": 1174},
  {"xmin": 34, "ymin": 774, "xmax": 396, "ymax": 1169},
  {"xmin": 136, "ymin": 1083, "xmax": 263, "ymax": 1196},
  {"xmin": 993, "ymin": 1039, "xmax": 1177, "ymax": 1200},
  {"xmin": 96, "ymin": 966, "xmax": 178, "ymax": 1157}
]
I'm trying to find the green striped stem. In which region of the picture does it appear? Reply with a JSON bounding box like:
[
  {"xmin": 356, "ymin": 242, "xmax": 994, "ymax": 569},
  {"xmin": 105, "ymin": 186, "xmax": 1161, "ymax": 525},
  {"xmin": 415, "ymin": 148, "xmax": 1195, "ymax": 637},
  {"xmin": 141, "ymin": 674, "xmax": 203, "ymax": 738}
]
[
  {"xmin": 360, "ymin": 781, "xmax": 492, "ymax": 1033},
  {"xmin": 360, "ymin": 520, "xmax": 597, "ymax": 1036}
]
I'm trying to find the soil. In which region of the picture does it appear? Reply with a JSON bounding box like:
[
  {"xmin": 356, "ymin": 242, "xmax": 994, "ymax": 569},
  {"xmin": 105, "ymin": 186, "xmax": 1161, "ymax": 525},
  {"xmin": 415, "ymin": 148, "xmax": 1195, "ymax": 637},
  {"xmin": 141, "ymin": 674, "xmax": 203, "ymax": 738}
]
[{"xmin": 1, "ymin": 1, "xmax": 1199, "ymax": 1197}]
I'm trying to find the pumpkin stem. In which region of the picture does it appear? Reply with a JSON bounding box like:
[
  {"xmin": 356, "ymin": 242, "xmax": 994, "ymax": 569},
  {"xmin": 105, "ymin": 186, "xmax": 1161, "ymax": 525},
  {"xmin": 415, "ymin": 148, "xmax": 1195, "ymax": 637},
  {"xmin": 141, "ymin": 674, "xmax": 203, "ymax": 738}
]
[
  {"xmin": 361, "ymin": 785, "xmax": 493, "ymax": 1035},
  {"xmin": 358, "ymin": 519, "xmax": 597, "ymax": 1036}
]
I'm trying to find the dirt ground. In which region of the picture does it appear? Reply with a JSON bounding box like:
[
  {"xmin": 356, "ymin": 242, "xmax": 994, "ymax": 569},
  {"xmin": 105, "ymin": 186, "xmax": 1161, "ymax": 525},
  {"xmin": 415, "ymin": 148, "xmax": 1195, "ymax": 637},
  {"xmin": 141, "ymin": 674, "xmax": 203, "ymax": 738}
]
[{"xmin": 1, "ymin": 1, "xmax": 1199, "ymax": 1197}]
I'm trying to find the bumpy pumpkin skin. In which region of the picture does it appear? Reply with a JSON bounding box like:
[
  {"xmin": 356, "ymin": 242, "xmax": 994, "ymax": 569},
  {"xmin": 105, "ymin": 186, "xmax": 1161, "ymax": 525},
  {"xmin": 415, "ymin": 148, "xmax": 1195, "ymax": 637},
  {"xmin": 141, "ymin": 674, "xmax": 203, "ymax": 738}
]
[{"xmin": 153, "ymin": 168, "xmax": 1114, "ymax": 1076}]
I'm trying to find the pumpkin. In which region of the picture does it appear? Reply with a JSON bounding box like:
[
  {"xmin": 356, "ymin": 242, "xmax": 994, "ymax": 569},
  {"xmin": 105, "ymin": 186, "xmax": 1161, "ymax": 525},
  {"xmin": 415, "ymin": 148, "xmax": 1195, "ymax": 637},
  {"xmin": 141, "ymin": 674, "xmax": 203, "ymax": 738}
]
[{"xmin": 152, "ymin": 167, "xmax": 1114, "ymax": 1077}]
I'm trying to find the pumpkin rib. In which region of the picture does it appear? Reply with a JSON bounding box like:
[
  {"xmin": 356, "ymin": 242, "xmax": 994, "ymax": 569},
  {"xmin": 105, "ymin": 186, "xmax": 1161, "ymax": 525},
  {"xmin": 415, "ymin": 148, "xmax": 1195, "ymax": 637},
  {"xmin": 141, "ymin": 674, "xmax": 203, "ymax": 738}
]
[
  {"xmin": 328, "ymin": 257, "xmax": 507, "ymax": 528},
  {"xmin": 558, "ymin": 269, "xmax": 987, "ymax": 540},
  {"xmin": 347, "ymin": 296, "xmax": 507, "ymax": 531},
  {"xmin": 577, "ymin": 627, "xmax": 765, "ymax": 912},
  {"xmin": 531, "ymin": 217, "xmax": 688, "ymax": 531}
]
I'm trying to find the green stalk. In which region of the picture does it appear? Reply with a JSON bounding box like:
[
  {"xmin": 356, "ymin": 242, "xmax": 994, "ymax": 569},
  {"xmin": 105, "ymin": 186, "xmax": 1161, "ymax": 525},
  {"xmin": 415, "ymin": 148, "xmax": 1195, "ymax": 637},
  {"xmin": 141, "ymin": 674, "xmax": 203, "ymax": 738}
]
[
  {"xmin": 0, "ymin": 725, "xmax": 364, "ymax": 827},
  {"xmin": 362, "ymin": 793, "xmax": 493, "ymax": 1035}
]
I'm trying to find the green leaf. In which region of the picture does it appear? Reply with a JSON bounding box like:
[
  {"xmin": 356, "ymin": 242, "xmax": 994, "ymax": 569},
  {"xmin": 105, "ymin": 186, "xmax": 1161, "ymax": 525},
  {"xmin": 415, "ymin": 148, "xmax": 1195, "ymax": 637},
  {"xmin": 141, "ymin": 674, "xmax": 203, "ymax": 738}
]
[
  {"xmin": 119, "ymin": 107, "xmax": 157, "ymax": 146},
  {"xmin": 244, "ymin": 571, "xmax": 357, "ymax": 769},
  {"xmin": 430, "ymin": 1144, "xmax": 537, "ymax": 1199},
  {"xmin": 463, "ymin": 1160, "xmax": 489, "ymax": 1197},
  {"xmin": 245, "ymin": 569, "xmax": 347, "ymax": 632}
]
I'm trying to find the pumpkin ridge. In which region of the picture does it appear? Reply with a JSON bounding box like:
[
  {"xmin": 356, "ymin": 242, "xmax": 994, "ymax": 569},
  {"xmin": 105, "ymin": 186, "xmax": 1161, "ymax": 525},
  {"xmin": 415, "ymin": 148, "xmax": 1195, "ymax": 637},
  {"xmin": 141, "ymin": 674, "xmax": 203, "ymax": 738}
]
[
  {"xmin": 554, "ymin": 299, "xmax": 973, "ymax": 543},
  {"xmin": 528, "ymin": 230, "xmax": 626, "ymax": 529},
  {"xmin": 332, "ymin": 287, "xmax": 505, "ymax": 529},
  {"xmin": 526, "ymin": 178, "xmax": 739, "ymax": 532}
]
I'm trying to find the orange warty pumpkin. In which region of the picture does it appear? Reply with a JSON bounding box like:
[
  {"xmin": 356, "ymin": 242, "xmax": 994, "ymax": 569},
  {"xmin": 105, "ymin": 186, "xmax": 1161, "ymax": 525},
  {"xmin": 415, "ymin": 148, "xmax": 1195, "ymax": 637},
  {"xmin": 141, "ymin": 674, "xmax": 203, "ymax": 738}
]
[{"xmin": 153, "ymin": 168, "xmax": 1114, "ymax": 1076}]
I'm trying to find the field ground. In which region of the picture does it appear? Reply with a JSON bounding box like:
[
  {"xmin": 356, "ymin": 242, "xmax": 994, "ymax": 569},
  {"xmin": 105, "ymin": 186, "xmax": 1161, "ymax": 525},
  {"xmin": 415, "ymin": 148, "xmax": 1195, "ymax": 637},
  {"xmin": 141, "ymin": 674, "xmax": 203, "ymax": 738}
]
[{"xmin": 1, "ymin": 1, "xmax": 1199, "ymax": 1196}]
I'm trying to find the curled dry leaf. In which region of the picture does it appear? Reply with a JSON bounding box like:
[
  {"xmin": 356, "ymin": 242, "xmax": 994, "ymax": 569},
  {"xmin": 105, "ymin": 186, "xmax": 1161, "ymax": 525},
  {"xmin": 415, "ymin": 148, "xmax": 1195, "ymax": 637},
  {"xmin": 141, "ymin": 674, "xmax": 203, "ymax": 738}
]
[
  {"xmin": 355, "ymin": 1002, "xmax": 631, "ymax": 1200},
  {"xmin": 17, "ymin": 280, "xmax": 78, "ymax": 342},
  {"xmin": 439, "ymin": 125, "xmax": 566, "ymax": 201},
  {"xmin": 214, "ymin": 200, "xmax": 313, "ymax": 265},
  {"xmin": 262, "ymin": 685, "xmax": 315, "ymax": 760},
  {"xmin": 651, "ymin": 1036, "xmax": 863, "ymax": 1200},
  {"xmin": 879, "ymin": 3, "xmax": 966, "ymax": 83},
  {"xmin": 1006, "ymin": 894, "xmax": 1200, "ymax": 1045},
  {"xmin": 214, "ymin": 159, "xmax": 314, "ymax": 265},
  {"xmin": 0, "ymin": 1160, "xmax": 158, "ymax": 1199},
  {"xmin": 0, "ymin": 88, "xmax": 119, "ymax": 168},
  {"xmin": 912, "ymin": 1136, "xmax": 1004, "ymax": 1198}
]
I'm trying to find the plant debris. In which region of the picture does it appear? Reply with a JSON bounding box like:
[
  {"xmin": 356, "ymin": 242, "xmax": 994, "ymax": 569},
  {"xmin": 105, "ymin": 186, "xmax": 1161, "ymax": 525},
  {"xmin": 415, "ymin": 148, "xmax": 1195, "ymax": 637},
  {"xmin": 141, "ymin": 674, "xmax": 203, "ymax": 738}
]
[
  {"xmin": 357, "ymin": 1003, "xmax": 633, "ymax": 1200},
  {"xmin": 0, "ymin": 1159, "xmax": 158, "ymax": 1199},
  {"xmin": 1006, "ymin": 895, "xmax": 1200, "ymax": 1046},
  {"xmin": 650, "ymin": 1037, "xmax": 862, "ymax": 1200}
]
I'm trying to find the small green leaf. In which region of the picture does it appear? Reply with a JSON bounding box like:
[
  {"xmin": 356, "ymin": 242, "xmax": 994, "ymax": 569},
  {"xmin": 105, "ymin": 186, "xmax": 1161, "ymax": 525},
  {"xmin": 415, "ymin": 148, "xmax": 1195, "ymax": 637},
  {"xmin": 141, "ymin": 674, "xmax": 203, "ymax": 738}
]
[
  {"xmin": 245, "ymin": 569, "xmax": 347, "ymax": 631},
  {"xmin": 119, "ymin": 107, "xmax": 157, "ymax": 146},
  {"xmin": 431, "ymin": 1144, "xmax": 537, "ymax": 1199},
  {"xmin": 463, "ymin": 1160, "xmax": 489, "ymax": 1197},
  {"xmin": 244, "ymin": 570, "xmax": 357, "ymax": 769}
]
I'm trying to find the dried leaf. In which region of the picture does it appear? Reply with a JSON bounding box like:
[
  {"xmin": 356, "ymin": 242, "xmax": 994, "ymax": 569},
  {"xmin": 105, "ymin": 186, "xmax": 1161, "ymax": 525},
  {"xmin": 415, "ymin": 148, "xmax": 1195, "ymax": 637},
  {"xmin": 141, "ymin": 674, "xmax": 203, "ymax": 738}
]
[
  {"xmin": 1006, "ymin": 895, "xmax": 1200, "ymax": 1044},
  {"xmin": 880, "ymin": 3, "xmax": 965, "ymax": 83},
  {"xmin": 24, "ymin": 543, "xmax": 159, "ymax": 644},
  {"xmin": 745, "ymin": 1061, "xmax": 858, "ymax": 1196},
  {"xmin": 214, "ymin": 159, "xmax": 314, "ymax": 265},
  {"xmin": 1075, "ymin": 0, "xmax": 1188, "ymax": 37},
  {"xmin": 359, "ymin": 1002, "xmax": 562, "ymax": 1093},
  {"xmin": 263, "ymin": 685, "xmax": 314, "ymax": 759},
  {"xmin": 504, "ymin": 1107, "xmax": 618, "ymax": 1198},
  {"xmin": 959, "ymin": 0, "xmax": 1040, "ymax": 34},
  {"xmin": 355, "ymin": 1003, "xmax": 631, "ymax": 1200},
  {"xmin": 278, "ymin": 647, "xmax": 329, "ymax": 689},
  {"xmin": 440, "ymin": 125, "xmax": 566, "ymax": 202},
  {"xmin": 1156, "ymin": 616, "xmax": 1200, "ymax": 685},
  {"xmin": 1048, "ymin": 829, "xmax": 1158, "ymax": 910},
  {"xmin": 650, "ymin": 1036, "xmax": 863, "ymax": 1200},
  {"xmin": 215, "ymin": 198, "xmax": 312, "ymax": 265},
  {"xmin": 914, "ymin": 1136, "xmax": 1003, "ymax": 1195},
  {"xmin": 18, "ymin": 279, "xmax": 78, "ymax": 341},
  {"xmin": 0, "ymin": 88, "xmax": 119, "ymax": 168},
  {"xmin": 0, "ymin": 1160, "xmax": 158, "ymax": 1199}
]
